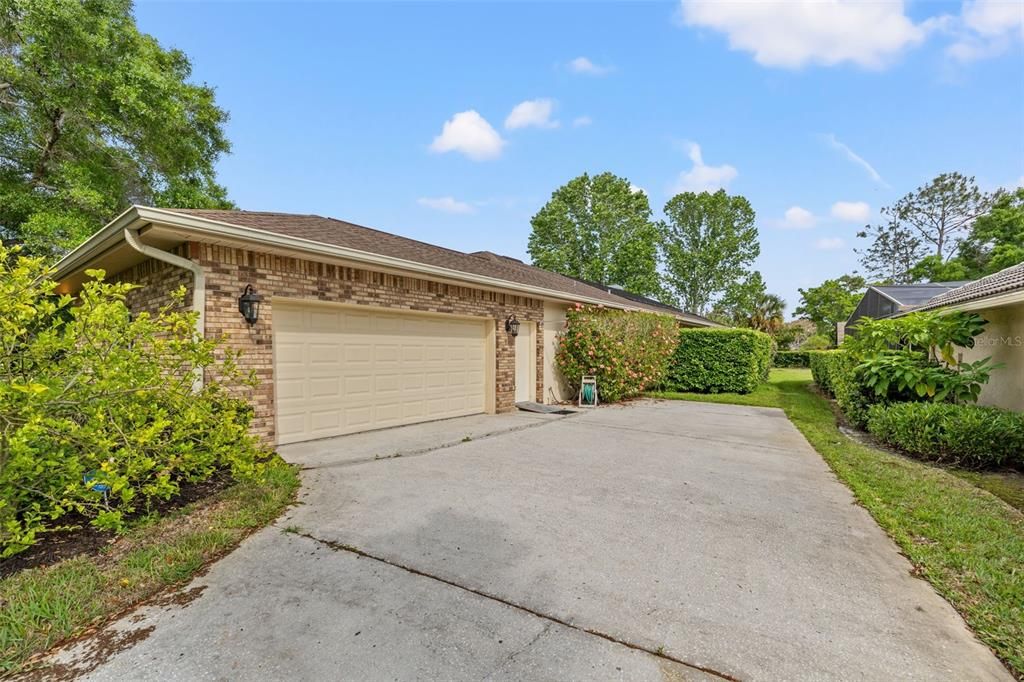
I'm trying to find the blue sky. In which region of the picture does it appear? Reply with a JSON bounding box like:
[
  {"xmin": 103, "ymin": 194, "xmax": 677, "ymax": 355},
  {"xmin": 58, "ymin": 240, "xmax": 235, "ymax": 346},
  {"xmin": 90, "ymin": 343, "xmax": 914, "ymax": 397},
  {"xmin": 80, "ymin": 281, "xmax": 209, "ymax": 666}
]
[{"xmin": 135, "ymin": 1, "xmax": 1024, "ymax": 316}]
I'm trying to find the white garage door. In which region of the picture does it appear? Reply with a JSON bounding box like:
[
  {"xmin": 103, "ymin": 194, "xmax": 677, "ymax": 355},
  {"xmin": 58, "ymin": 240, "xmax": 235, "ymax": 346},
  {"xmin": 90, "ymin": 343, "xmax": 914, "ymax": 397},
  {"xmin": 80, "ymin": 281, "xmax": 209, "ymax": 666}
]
[{"xmin": 273, "ymin": 301, "xmax": 488, "ymax": 444}]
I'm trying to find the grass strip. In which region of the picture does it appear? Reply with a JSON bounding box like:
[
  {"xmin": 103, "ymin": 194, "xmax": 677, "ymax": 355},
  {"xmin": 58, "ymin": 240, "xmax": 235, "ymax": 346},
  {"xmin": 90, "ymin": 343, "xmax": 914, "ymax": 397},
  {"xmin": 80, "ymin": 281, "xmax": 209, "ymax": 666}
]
[{"xmin": 0, "ymin": 459, "xmax": 299, "ymax": 674}]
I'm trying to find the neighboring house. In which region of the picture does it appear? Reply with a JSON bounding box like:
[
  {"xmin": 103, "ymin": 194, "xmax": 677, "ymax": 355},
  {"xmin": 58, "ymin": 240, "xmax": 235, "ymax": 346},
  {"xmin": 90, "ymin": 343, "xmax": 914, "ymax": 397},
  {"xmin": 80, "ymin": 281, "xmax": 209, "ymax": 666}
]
[
  {"xmin": 53, "ymin": 206, "xmax": 714, "ymax": 445},
  {"xmin": 842, "ymin": 282, "xmax": 970, "ymax": 340},
  {"xmin": 913, "ymin": 262, "xmax": 1024, "ymax": 412}
]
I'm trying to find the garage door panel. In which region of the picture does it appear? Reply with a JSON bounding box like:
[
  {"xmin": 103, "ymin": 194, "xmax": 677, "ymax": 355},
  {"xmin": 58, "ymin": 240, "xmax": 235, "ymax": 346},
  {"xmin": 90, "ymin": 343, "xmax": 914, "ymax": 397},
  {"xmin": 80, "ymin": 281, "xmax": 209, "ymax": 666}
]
[
  {"xmin": 309, "ymin": 376, "xmax": 341, "ymax": 398},
  {"xmin": 375, "ymin": 374, "xmax": 401, "ymax": 393},
  {"xmin": 274, "ymin": 302, "xmax": 488, "ymax": 444}
]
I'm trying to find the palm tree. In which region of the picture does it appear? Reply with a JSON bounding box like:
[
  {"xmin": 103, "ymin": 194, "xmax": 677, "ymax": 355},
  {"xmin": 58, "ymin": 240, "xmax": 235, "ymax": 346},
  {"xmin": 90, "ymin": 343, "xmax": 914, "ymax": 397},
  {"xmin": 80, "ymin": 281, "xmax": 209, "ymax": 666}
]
[{"xmin": 747, "ymin": 293, "xmax": 786, "ymax": 335}]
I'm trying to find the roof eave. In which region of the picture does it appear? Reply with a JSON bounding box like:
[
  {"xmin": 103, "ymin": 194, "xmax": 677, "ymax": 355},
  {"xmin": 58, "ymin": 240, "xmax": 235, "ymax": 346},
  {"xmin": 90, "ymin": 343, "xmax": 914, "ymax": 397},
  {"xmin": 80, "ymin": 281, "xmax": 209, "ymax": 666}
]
[{"xmin": 54, "ymin": 206, "xmax": 716, "ymax": 321}]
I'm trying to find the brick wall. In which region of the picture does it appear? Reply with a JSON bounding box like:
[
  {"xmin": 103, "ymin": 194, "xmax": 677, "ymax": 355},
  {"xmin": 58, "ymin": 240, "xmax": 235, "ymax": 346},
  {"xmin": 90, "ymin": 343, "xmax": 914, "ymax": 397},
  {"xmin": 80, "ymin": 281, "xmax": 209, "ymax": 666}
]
[
  {"xmin": 112, "ymin": 247, "xmax": 193, "ymax": 316},
  {"xmin": 189, "ymin": 242, "xmax": 545, "ymax": 443}
]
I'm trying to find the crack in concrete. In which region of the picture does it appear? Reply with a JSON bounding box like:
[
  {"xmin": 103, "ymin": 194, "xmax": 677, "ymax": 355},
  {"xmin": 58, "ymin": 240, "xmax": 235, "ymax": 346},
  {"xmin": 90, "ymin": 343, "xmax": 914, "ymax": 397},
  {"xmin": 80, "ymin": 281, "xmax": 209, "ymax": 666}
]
[
  {"xmin": 297, "ymin": 413, "xmax": 578, "ymax": 471},
  {"xmin": 289, "ymin": 530, "xmax": 742, "ymax": 682}
]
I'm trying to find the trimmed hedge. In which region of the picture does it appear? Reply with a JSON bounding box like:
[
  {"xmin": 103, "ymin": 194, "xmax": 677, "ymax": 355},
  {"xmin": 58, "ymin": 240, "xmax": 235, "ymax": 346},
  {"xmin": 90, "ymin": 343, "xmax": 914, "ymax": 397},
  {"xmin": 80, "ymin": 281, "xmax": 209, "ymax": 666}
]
[
  {"xmin": 773, "ymin": 350, "xmax": 827, "ymax": 368},
  {"xmin": 666, "ymin": 328, "xmax": 772, "ymax": 394},
  {"xmin": 867, "ymin": 402, "xmax": 1024, "ymax": 469},
  {"xmin": 809, "ymin": 350, "xmax": 844, "ymax": 395},
  {"xmin": 809, "ymin": 350, "xmax": 876, "ymax": 426}
]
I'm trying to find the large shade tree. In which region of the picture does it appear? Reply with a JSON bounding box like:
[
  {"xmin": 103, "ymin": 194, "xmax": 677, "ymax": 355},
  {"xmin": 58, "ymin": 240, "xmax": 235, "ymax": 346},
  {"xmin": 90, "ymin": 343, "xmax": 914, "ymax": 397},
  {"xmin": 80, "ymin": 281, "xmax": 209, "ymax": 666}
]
[
  {"xmin": 0, "ymin": 0, "xmax": 233, "ymax": 257},
  {"xmin": 795, "ymin": 274, "xmax": 867, "ymax": 345},
  {"xmin": 660, "ymin": 189, "xmax": 760, "ymax": 315},
  {"xmin": 527, "ymin": 172, "xmax": 663, "ymax": 298},
  {"xmin": 957, "ymin": 187, "xmax": 1024, "ymax": 276}
]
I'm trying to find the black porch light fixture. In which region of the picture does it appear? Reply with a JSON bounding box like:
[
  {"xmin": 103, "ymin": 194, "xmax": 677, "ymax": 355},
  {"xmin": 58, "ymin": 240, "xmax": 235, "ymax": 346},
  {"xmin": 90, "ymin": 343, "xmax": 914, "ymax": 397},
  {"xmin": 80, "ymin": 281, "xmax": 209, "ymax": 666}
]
[
  {"xmin": 504, "ymin": 314, "xmax": 520, "ymax": 337},
  {"xmin": 238, "ymin": 285, "xmax": 263, "ymax": 326}
]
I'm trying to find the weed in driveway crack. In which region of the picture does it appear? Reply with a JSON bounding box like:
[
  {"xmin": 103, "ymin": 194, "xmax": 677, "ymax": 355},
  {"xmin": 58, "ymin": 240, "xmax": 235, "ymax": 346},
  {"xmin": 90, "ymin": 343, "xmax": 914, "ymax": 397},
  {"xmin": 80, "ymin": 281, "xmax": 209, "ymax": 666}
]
[{"xmin": 289, "ymin": 530, "xmax": 741, "ymax": 682}]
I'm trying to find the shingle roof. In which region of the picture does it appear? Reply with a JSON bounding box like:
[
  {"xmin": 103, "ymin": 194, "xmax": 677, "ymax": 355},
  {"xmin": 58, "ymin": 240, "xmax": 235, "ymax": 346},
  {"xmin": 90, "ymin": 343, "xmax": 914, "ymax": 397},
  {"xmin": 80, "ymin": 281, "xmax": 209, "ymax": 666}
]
[
  {"xmin": 163, "ymin": 209, "xmax": 709, "ymax": 321},
  {"xmin": 872, "ymin": 282, "xmax": 971, "ymax": 308},
  {"xmin": 917, "ymin": 262, "xmax": 1024, "ymax": 310}
]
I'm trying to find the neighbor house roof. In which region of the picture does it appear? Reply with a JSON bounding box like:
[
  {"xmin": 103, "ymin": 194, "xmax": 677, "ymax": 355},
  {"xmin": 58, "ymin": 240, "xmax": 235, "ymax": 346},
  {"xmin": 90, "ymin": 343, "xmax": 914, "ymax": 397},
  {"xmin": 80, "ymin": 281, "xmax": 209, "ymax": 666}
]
[
  {"xmin": 870, "ymin": 282, "xmax": 971, "ymax": 309},
  {"xmin": 916, "ymin": 262, "xmax": 1024, "ymax": 311},
  {"xmin": 53, "ymin": 206, "xmax": 715, "ymax": 326}
]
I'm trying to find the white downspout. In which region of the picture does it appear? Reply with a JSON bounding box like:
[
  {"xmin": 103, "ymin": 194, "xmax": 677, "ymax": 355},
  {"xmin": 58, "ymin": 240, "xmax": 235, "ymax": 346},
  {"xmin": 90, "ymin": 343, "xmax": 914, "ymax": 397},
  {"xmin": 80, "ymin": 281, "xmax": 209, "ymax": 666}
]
[{"xmin": 123, "ymin": 227, "xmax": 206, "ymax": 388}]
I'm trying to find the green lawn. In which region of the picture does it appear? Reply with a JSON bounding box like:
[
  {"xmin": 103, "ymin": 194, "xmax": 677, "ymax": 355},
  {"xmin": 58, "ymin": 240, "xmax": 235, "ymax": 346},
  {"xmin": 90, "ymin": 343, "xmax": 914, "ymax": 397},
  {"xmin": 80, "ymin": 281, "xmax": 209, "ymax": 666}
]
[
  {"xmin": 651, "ymin": 368, "xmax": 1024, "ymax": 677},
  {"xmin": 0, "ymin": 459, "xmax": 300, "ymax": 675}
]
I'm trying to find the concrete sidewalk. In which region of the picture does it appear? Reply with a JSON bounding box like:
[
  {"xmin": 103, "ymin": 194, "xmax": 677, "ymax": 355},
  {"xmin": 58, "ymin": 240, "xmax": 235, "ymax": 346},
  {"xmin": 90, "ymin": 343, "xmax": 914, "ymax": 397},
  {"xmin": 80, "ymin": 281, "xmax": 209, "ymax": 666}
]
[{"xmin": 42, "ymin": 400, "xmax": 1011, "ymax": 681}]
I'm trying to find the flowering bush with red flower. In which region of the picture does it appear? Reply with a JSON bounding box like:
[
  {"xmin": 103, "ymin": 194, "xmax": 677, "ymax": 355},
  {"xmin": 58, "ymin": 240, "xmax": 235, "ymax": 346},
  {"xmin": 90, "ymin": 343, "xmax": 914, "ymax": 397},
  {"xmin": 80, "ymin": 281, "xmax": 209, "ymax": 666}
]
[{"xmin": 554, "ymin": 304, "xmax": 678, "ymax": 402}]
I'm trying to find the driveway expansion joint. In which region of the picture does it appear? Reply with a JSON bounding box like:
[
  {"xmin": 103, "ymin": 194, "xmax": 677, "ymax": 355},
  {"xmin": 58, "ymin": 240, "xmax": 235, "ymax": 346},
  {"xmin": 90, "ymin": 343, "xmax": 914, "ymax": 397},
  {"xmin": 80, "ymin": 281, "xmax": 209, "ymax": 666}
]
[
  {"xmin": 287, "ymin": 529, "xmax": 742, "ymax": 682},
  {"xmin": 298, "ymin": 413, "xmax": 579, "ymax": 471}
]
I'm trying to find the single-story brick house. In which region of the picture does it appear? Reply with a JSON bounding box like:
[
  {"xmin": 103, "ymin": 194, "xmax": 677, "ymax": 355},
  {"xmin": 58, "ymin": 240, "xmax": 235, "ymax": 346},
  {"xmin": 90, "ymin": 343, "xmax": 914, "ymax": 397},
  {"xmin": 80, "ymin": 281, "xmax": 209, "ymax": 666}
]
[
  {"xmin": 912, "ymin": 262, "xmax": 1024, "ymax": 412},
  {"xmin": 53, "ymin": 206, "xmax": 715, "ymax": 445}
]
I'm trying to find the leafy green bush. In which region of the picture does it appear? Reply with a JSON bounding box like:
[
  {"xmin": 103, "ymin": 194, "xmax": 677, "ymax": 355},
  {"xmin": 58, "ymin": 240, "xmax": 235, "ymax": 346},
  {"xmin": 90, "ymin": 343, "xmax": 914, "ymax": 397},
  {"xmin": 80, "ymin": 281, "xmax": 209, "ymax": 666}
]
[
  {"xmin": 555, "ymin": 304, "xmax": 677, "ymax": 402},
  {"xmin": 810, "ymin": 350, "xmax": 876, "ymax": 426},
  {"xmin": 773, "ymin": 350, "xmax": 827, "ymax": 368},
  {"xmin": 809, "ymin": 350, "xmax": 843, "ymax": 395},
  {"xmin": 800, "ymin": 334, "xmax": 831, "ymax": 350},
  {"xmin": 666, "ymin": 328, "xmax": 772, "ymax": 394},
  {"xmin": 856, "ymin": 351, "xmax": 997, "ymax": 404},
  {"xmin": 813, "ymin": 312, "xmax": 998, "ymax": 428},
  {"xmin": 0, "ymin": 246, "xmax": 266, "ymax": 558},
  {"xmin": 867, "ymin": 402, "xmax": 1024, "ymax": 469}
]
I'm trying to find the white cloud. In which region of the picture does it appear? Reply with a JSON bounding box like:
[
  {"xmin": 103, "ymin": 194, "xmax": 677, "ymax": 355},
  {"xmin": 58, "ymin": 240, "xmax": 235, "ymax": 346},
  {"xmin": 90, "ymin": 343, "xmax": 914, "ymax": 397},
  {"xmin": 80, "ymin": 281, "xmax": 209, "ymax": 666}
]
[
  {"xmin": 429, "ymin": 110, "xmax": 505, "ymax": 161},
  {"xmin": 416, "ymin": 196, "xmax": 475, "ymax": 214},
  {"xmin": 505, "ymin": 99, "xmax": 559, "ymax": 130},
  {"xmin": 822, "ymin": 133, "xmax": 888, "ymax": 187},
  {"xmin": 671, "ymin": 143, "xmax": 738, "ymax": 193},
  {"xmin": 572, "ymin": 115, "xmax": 593, "ymax": 128},
  {"xmin": 947, "ymin": 0, "xmax": 1024, "ymax": 62},
  {"xmin": 815, "ymin": 237, "xmax": 846, "ymax": 250},
  {"xmin": 781, "ymin": 206, "xmax": 817, "ymax": 229},
  {"xmin": 679, "ymin": 0, "xmax": 929, "ymax": 69},
  {"xmin": 629, "ymin": 184, "xmax": 646, "ymax": 195},
  {"xmin": 568, "ymin": 56, "xmax": 613, "ymax": 75},
  {"xmin": 830, "ymin": 200, "xmax": 871, "ymax": 222}
]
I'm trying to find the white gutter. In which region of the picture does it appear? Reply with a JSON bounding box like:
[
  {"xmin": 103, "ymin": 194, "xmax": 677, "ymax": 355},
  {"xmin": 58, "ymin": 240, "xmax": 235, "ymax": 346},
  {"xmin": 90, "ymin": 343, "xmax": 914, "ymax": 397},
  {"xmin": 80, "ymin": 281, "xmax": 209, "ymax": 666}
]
[{"xmin": 123, "ymin": 226, "xmax": 206, "ymax": 389}]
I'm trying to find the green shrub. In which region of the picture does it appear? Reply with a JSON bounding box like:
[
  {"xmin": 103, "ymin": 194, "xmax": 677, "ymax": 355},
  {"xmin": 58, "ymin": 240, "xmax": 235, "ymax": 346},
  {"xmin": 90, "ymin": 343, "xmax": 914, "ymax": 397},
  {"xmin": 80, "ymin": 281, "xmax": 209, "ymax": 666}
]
[
  {"xmin": 773, "ymin": 350, "xmax": 827, "ymax": 368},
  {"xmin": 0, "ymin": 246, "xmax": 267, "ymax": 558},
  {"xmin": 800, "ymin": 334, "xmax": 831, "ymax": 350},
  {"xmin": 867, "ymin": 402, "xmax": 1024, "ymax": 469},
  {"xmin": 555, "ymin": 304, "xmax": 677, "ymax": 402},
  {"xmin": 809, "ymin": 350, "xmax": 843, "ymax": 395},
  {"xmin": 666, "ymin": 328, "xmax": 772, "ymax": 394},
  {"xmin": 810, "ymin": 350, "xmax": 876, "ymax": 426}
]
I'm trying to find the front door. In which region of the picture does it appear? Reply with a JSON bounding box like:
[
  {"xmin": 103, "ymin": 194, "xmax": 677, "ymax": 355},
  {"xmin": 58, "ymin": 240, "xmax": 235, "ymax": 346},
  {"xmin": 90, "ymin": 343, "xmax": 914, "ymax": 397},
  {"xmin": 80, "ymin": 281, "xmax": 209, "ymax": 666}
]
[{"xmin": 514, "ymin": 321, "xmax": 536, "ymax": 403}]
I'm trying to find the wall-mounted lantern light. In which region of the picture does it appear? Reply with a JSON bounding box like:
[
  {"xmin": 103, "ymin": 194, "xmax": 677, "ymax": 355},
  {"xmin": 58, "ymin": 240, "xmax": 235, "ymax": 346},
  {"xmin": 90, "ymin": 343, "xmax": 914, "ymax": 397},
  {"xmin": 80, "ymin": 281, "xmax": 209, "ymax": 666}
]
[
  {"xmin": 505, "ymin": 314, "xmax": 520, "ymax": 337},
  {"xmin": 238, "ymin": 285, "xmax": 263, "ymax": 326}
]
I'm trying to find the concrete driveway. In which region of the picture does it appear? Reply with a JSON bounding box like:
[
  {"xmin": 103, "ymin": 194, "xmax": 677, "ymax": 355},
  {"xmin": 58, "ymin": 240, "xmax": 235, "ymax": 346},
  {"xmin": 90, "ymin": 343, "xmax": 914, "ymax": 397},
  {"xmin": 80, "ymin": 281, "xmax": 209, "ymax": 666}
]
[{"xmin": 44, "ymin": 401, "xmax": 1009, "ymax": 681}]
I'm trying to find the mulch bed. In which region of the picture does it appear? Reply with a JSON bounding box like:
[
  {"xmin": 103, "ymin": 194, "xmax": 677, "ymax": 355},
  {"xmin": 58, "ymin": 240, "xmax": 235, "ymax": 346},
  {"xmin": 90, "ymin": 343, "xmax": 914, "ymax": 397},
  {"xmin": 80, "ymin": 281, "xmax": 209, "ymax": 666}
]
[{"xmin": 0, "ymin": 472, "xmax": 233, "ymax": 579}]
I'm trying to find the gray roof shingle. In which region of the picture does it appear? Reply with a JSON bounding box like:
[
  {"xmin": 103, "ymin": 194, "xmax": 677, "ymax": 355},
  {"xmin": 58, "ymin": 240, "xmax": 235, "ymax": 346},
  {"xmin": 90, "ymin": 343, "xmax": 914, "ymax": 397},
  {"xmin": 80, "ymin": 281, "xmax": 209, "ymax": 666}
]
[
  {"xmin": 163, "ymin": 209, "xmax": 709, "ymax": 322},
  {"xmin": 918, "ymin": 262, "xmax": 1024, "ymax": 310}
]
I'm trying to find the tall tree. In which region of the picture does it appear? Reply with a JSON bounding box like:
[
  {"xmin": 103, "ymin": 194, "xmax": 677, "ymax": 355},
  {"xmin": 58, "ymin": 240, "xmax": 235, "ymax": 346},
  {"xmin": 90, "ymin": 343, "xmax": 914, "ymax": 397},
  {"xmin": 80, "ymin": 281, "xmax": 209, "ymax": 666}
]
[
  {"xmin": 892, "ymin": 173, "xmax": 995, "ymax": 260},
  {"xmin": 661, "ymin": 189, "xmax": 760, "ymax": 315},
  {"xmin": 0, "ymin": 0, "xmax": 233, "ymax": 257},
  {"xmin": 711, "ymin": 271, "xmax": 785, "ymax": 334},
  {"xmin": 957, "ymin": 187, "xmax": 1024, "ymax": 276},
  {"xmin": 856, "ymin": 219, "xmax": 927, "ymax": 283},
  {"xmin": 795, "ymin": 275, "xmax": 866, "ymax": 344},
  {"xmin": 528, "ymin": 172, "xmax": 662, "ymax": 298}
]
